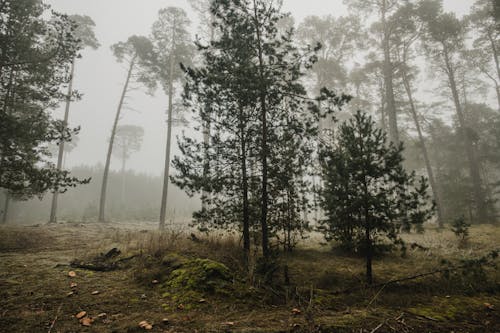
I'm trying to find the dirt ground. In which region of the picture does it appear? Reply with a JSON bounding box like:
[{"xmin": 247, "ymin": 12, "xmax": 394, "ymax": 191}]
[{"xmin": 0, "ymin": 222, "xmax": 499, "ymax": 333}]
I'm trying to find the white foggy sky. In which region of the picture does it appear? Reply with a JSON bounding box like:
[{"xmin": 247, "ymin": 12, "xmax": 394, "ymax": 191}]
[{"xmin": 44, "ymin": 0, "xmax": 474, "ymax": 176}]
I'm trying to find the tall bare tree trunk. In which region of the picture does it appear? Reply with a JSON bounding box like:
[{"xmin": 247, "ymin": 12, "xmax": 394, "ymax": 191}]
[
  {"xmin": 253, "ymin": 0, "xmax": 269, "ymax": 260},
  {"xmin": 159, "ymin": 51, "xmax": 176, "ymax": 230},
  {"xmin": 381, "ymin": 0, "xmax": 399, "ymax": 144},
  {"xmin": 444, "ymin": 50, "xmax": 488, "ymax": 223},
  {"xmin": 402, "ymin": 71, "xmax": 444, "ymax": 227},
  {"xmin": 49, "ymin": 59, "xmax": 75, "ymax": 224},
  {"xmin": 99, "ymin": 57, "xmax": 136, "ymax": 222},
  {"xmin": 239, "ymin": 106, "xmax": 250, "ymax": 267}
]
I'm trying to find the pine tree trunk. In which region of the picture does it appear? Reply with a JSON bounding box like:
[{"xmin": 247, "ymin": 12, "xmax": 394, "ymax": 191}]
[
  {"xmin": 365, "ymin": 224, "xmax": 373, "ymax": 285},
  {"xmin": 240, "ymin": 106, "xmax": 250, "ymax": 267},
  {"xmin": 496, "ymin": 84, "xmax": 500, "ymax": 111},
  {"xmin": 99, "ymin": 56, "xmax": 136, "ymax": 222},
  {"xmin": 159, "ymin": 52, "xmax": 176, "ymax": 230},
  {"xmin": 253, "ymin": 0, "xmax": 269, "ymax": 260},
  {"xmin": 201, "ymin": 21, "xmax": 215, "ymax": 211},
  {"xmin": 2, "ymin": 192, "xmax": 10, "ymax": 224},
  {"xmin": 49, "ymin": 58, "xmax": 75, "ymax": 224},
  {"xmin": 402, "ymin": 71, "xmax": 444, "ymax": 227},
  {"xmin": 381, "ymin": 0, "xmax": 399, "ymax": 144},
  {"xmin": 443, "ymin": 49, "xmax": 488, "ymax": 223}
]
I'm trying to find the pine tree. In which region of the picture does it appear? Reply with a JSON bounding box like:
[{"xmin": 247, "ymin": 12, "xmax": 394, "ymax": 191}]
[
  {"xmin": 319, "ymin": 111, "xmax": 433, "ymax": 284},
  {"xmin": 49, "ymin": 14, "xmax": 100, "ymax": 223},
  {"xmin": 151, "ymin": 7, "xmax": 193, "ymax": 230},
  {"xmin": 98, "ymin": 36, "xmax": 155, "ymax": 222},
  {"xmin": 1, "ymin": 0, "xmax": 88, "ymax": 202},
  {"xmin": 173, "ymin": 0, "xmax": 348, "ymax": 268}
]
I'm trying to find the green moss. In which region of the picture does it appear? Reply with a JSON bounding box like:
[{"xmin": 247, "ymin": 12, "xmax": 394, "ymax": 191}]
[
  {"xmin": 165, "ymin": 258, "xmax": 231, "ymax": 294},
  {"xmin": 408, "ymin": 298, "xmax": 473, "ymax": 321},
  {"xmin": 160, "ymin": 257, "xmax": 233, "ymax": 310}
]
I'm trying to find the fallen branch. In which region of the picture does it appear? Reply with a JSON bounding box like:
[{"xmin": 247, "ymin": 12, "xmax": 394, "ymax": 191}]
[
  {"xmin": 369, "ymin": 322, "xmax": 384, "ymax": 333},
  {"xmin": 70, "ymin": 253, "xmax": 139, "ymax": 272}
]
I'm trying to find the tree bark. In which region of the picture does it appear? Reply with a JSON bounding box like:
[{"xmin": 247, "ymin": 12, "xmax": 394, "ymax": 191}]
[
  {"xmin": 159, "ymin": 50, "xmax": 176, "ymax": 230},
  {"xmin": 401, "ymin": 71, "xmax": 444, "ymax": 227},
  {"xmin": 443, "ymin": 48, "xmax": 488, "ymax": 223},
  {"xmin": 98, "ymin": 56, "xmax": 136, "ymax": 222},
  {"xmin": 253, "ymin": 0, "xmax": 269, "ymax": 260},
  {"xmin": 49, "ymin": 58, "xmax": 75, "ymax": 224},
  {"xmin": 239, "ymin": 106, "xmax": 250, "ymax": 267},
  {"xmin": 381, "ymin": 0, "xmax": 399, "ymax": 144}
]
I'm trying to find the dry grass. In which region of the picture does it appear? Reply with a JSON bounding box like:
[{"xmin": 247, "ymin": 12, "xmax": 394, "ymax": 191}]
[{"xmin": 0, "ymin": 222, "xmax": 498, "ymax": 332}]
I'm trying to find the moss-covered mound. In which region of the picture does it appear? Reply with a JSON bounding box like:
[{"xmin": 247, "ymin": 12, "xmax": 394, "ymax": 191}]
[
  {"xmin": 160, "ymin": 255, "xmax": 235, "ymax": 309},
  {"xmin": 165, "ymin": 258, "xmax": 232, "ymax": 294}
]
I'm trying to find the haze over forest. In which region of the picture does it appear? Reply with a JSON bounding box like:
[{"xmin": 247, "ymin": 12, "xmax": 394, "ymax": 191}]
[
  {"xmin": 45, "ymin": 0, "xmax": 474, "ymax": 176},
  {"xmin": 1, "ymin": 0, "xmax": 500, "ymax": 331}
]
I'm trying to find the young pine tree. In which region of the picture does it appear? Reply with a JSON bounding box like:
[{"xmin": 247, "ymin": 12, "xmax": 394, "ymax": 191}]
[
  {"xmin": 173, "ymin": 0, "xmax": 348, "ymax": 269},
  {"xmin": 319, "ymin": 111, "xmax": 433, "ymax": 284}
]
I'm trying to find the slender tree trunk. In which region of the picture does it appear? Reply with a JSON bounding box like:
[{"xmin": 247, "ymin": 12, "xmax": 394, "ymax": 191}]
[
  {"xmin": 381, "ymin": 0, "xmax": 399, "ymax": 144},
  {"xmin": 99, "ymin": 56, "xmax": 136, "ymax": 222},
  {"xmin": 489, "ymin": 33, "xmax": 500, "ymax": 87},
  {"xmin": 201, "ymin": 22, "xmax": 215, "ymax": 211},
  {"xmin": 363, "ymin": 180, "xmax": 372, "ymax": 285},
  {"xmin": 159, "ymin": 52, "xmax": 176, "ymax": 230},
  {"xmin": 239, "ymin": 106, "xmax": 250, "ymax": 267},
  {"xmin": 496, "ymin": 84, "xmax": 500, "ymax": 111},
  {"xmin": 253, "ymin": 0, "xmax": 269, "ymax": 260},
  {"xmin": 402, "ymin": 71, "xmax": 444, "ymax": 227},
  {"xmin": 2, "ymin": 192, "xmax": 10, "ymax": 224},
  {"xmin": 379, "ymin": 83, "xmax": 387, "ymax": 133},
  {"xmin": 365, "ymin": 224, "xmax": 373, "ymax": 285},
  {"xmin": 121, "ymin": 149, "xmax": 127, "ymax": 207},
  {"xmin": 49, "ymin": 58, "xmax": 75, "ymax": 224},
  {"xmin": 444, "ymin": 50, "xmax": 488, "ymax": 223}
]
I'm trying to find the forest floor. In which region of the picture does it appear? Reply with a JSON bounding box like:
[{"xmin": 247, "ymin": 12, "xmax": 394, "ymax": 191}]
[{"xmin": 0, "ymin": 221, "xmax": 499, "ymax": 333}]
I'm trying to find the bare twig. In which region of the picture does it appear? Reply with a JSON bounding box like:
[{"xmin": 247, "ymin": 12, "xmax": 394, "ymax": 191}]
[
  {"xmin": 47, "ymin": 302, "xmax": 63, "ymax": 333},
  {"xmin": 369, "ymin": 323, "xmax": 384, "ymax": 333}
]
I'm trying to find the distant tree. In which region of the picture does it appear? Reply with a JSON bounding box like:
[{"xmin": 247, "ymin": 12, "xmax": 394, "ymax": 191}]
[
  {"xmin": 389, "ymin": 0, "xmax": 445, "ymax": 226},
  {"xmin": 345, "ymin": 0, "xmax": 402, "ymax": 144},
  {"xmin": 49, "ymin": 14, "xmax": 100, "ymax": 223},
  {"xmin": 319, "ymin": 111, "xmax": 433, "ymax": 284},
  {"xmin": 98, "ymin": 36, "xmax": 155, "ymax": 222},
  {"xmin": 467, "ymin": 0, "xmax": 500, "ymax": 110},
  {"xmin": 421, "ymin": 7, "xmax": 490, "ymax": 223},
  {"xmin": 349, "ymin": 57, "xmax": 386, "ymax": 129},
  {"xmin": 112, "ymin": 125, "xmax": 144, "ymax": 205},
  {"xmin": 297, "ymin": 15, "xmax": 364, "ymax": 95},
  {"xmin": 150, "ymin": 7, "xmax": 193, "ymax": 230},
  {"xmin": 1, "ymin": 0, "xmax": 88, "ymax": 217}
]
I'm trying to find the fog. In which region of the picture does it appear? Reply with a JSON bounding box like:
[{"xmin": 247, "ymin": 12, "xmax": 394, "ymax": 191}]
[
  {"xmin": 2, "ymin": 1, "xmax": 500, "ymax": 331},
  {"xmin": 45, "ymin": 0, "xmax": 474, "ymax": 176}
]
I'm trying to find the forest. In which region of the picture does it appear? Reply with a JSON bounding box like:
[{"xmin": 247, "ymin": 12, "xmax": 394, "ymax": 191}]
[{"xmin": 0, "ymin": 0, "xmax": 499, "ymax": 332}]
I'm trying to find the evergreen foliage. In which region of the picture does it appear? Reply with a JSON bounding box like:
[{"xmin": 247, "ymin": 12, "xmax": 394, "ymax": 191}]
[
  {"xmin": 0, "ymin": 0, "xmax": 89, "ymax": 199},
  {"xmin": 318, "ymin": 111, "xmax": 433, "ymax": 284},
  {"xmin": 173, "ymin": 0, "xmax": 349, "ymax": 266}
]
